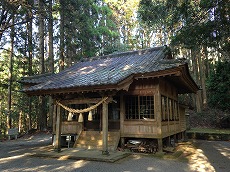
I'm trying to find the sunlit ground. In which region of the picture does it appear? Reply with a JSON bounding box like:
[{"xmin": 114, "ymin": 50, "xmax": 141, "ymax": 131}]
[
  {"xmin": 176, "ymin": 142, "xmax": 215, "ymax": 172},
  {"xmin": 71, "ymin": 160, "xmax": 89, "ymax": 169},
  {"xmin": 1, "ymin": 136, "xmax": 229, "ymax": 172},
  {"xmin": 188, "ymin": 148, "xmax": 215, "ymax": 172},
  {"xmin": 214, "ymin": 143, "xmax": 230, "ymax": 160},
  {"xmin": 0, "ymin": 153, "xmax": 28, "ymax": 164}
]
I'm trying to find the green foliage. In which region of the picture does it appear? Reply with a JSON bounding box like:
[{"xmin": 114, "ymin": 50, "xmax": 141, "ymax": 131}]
[
  {"xmin": 139, "ymin": 0, "xmax": 230, "ymax": 56},
  {"xmin": 106, "ymin": 0, "xmax": 149, "ymax": 50},
  {"xmin": 0, "ymin": 0, "xmax": 30, "ymax": 43},
  {"xmin": 0, "ymin": 50, "xmax": 25, "ymax": 129},
  {"xmin": 59, "ymin": 0, "xmax": 119, "ymax": 59},
  {"xmin": 0, "ymin": 0, "xmax": 121, "ymax": 131},
  {"xmin": 207, "ymin": 61, "xmax": 230, "ymax": 111}
]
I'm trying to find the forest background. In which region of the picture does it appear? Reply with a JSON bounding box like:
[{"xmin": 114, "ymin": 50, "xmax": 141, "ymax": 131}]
[{"xmin": 0, "ymin": 0, "xmax": 229, "ymax": 135}]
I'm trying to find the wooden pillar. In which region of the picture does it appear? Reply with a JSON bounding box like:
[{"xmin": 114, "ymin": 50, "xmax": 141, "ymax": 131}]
[
  {"xmin": 120, "ymin": 137, "xmax": 125, "ymax": 149},
  {"xmin": 173, "ymin": 134, "xmax": 177, "ymax": 145},
  {"xmin": 102, "ymin": 101, "xmax": 109, "ymax": 155},
  {"xmin": 167, "ymin": 136, "xmax": 171, "ymax": 147},
  {"xmin": 54, "ymin": 105, "xmax": 61, "ymax": 152},
  {"xmin": 52, "ymin": 104, "xmax": 57, "ymax": 132},
  {"xmin": 120, "ymin": 94, "xmax": 125, "ymax": 148},
  {"xmin": 155, "ymin": 90, "xmax": 163, "ymax": 152},
  {"xmin": 157, "ymin": 138, "xmax": 163, "ymax": 152},
  {"xmin": 120, "ymin": 94, "xmax": 124, "ymax": 138},
  {"xmin": 182, "ymin": 131, "xmax": 186, "ymax": 141},
  {"xmin": 154, "ymin": 89, "xmax": 163, "ymax": 153},
  {"xmin": 155, "ymin": 91, "xmax": 162, "ymax": 134}
]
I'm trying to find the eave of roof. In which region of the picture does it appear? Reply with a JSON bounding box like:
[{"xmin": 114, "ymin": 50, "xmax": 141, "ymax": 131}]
[
  {"xmin": 23, "ymin": 64, "xmax": 198, "ymax": 96},
  {"xmin": 19, "ymin": 72, "xmax": 53, "ymax": 84},
  {"xmin": 20, "ymin": 46, "xmax": 199, "ymax": 96}
]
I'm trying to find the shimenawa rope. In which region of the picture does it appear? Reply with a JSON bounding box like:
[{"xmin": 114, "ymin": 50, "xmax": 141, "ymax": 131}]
[{"xmin": 56, "ymin": 97, "xmax": 108, "ymax": 114}]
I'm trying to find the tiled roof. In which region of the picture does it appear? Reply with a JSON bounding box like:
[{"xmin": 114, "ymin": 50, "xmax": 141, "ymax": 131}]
[
  {"xmin": 20, "ymin": 73, "xmax": 53, "ymax": 84},
  {"xmin": 22, "ymin": 46, "xmax": 187, "ymax": 93}
]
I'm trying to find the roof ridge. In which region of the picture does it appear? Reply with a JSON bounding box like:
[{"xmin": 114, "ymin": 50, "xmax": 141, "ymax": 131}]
[
  {"xmin": 159, "ymin": 58, "xmax": 188, "ymax": 64},
  {"xmin": 79, "ymin": 46, "xmax": 166, "ymax": 63}
]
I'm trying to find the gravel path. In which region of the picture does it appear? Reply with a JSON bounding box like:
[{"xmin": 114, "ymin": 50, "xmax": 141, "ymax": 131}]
[{"xmin": 0, "ymin": 133, "xmax": 229, "ymax": 172}]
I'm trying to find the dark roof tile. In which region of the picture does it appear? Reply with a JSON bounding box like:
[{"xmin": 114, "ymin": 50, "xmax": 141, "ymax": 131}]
[{"xmin": 22, "ymin": 46, "xmax": 185, "ymax": 93}]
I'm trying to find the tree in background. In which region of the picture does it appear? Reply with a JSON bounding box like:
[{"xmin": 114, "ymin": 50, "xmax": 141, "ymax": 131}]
[
  {"xmin": 0, "ymin": 0, "xmax": 47, "ymax": 133},
  {"xmin": 6, "ymin": 14, "xmax": 14, "ymax": 129},
  {"xmin": 139, "ymin": 0, "xmax": 230, "ymax": 112},
  {"xmin": 139, "ymin": 0, "xmax": 229, "ymax": 57},
  {"xmin": 58, "ymin": 0, "xmax": 119, "ymax": 70},
  {"xmin": 105, "ymin": 0, "xmax": 140, "ymax": 49},
  {"xmin": 106, "ymin": 0, "xmax": 159, "ymax": 50},
  {"xmin": 37, "ymin": 0, "xmax": 46, "ymax": 131},
  {"xmin": 207, "ymin": 61, "xmax": 230, "ymax": 112},
  {"xmin": 0, "ymin": 0, "xmax": 17, "ymax": 41},
  {"xmin": 0, "ymin": 0, "xmax": 120, "ymax": 134},
  {"xmin": 47, "ymin": 0, "xmax": 54, "ymax": 129}
]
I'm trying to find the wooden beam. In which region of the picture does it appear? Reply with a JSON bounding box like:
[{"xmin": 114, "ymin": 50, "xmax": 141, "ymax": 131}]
[
  {"xmin": 134, "ymin": 68, "xmax": 181, "ymax": 80},
  {"xmin": 102, "ymin": 101, "xmax": 109, "ymax": 155},
  {"xmin": 60, "ymin": 98, "xmax": 103, "ymax": 105},
  {"xmin": 25, "ymin": 84, "xmax": 120, "ymax": 96},
  {"xmin": 117, "ymin": 75, "xmax": 134, "ymax": 91},
  {"xmin": 54, "ymin": 105, "xmax": 61, "ymax": 152}
]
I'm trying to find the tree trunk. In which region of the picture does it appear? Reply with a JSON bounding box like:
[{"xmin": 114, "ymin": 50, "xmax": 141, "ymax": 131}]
[
  {"xmin": 27, "ymin": 0, "xmax": 33, "ymax": 75},
  {"xmin": 38, "ymin": 96, "xmax": 47, "ymax": 131},
  {"xmin": 38, "ymin": 0, "xmax": 47, "ymax": 131},
  {"xmin": 188, "ymin": 49, "xmax": 196, "ymax": 108},
  {"xmin": 39, "ymin": 0, "xmax": 45, "ymax": 74},
  {"xmin": 200, "ymin": 47, "xmax": 208, "ymax": 108},
  {"xmin": 191, "ymin": 48, "xmax": 202, "ymax": 112},
  {"xmin": 47, "ymin": 0, "xmax": 54, "ymax": 129},
  {"xmin": 26, "ymin": 1, "xmax": 33, "ymax": 130},
  {"xmin": 7, "ymin": 15, "xmax": 14, "ymax": 129},
  {"xmin": 48, "ymin": 0, "xmax": 54, "ymax": 73},
  {"xmin": 59, "ymin": 1, "xmax": 65, "ymax": 71}
]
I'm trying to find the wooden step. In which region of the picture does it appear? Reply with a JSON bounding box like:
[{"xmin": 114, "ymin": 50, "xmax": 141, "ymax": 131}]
[
  {"xmin": 74, "ymin": 144, "xmax": 115, "ymax": 150},
  {"xmin": 73, "ymin": 131, "xmax": 120, "ymax": 151}
]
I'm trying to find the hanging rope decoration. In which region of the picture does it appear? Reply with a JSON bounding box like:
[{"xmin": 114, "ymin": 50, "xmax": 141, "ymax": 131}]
[{"xmin": 56, "ymin": 97, "xmax": 109, "ymax": 114}]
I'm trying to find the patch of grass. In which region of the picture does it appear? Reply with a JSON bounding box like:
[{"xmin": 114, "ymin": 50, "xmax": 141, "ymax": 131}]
[
  {"xmin": 187, "ymin": 128, "xmax": 230, "ymax": 134},
  {"xmin": 163, "ymin": 150, "xmax": 183, "ymax": 160},
  {"xmin": 154, "ymin": 152, "xmax": 165, "ymax": 158}
]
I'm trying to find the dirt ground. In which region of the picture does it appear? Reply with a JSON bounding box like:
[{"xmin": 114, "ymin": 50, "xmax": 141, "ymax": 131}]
[{"xmin": 0, "ymin": 132, "xmax": 229, "ymax": 172}]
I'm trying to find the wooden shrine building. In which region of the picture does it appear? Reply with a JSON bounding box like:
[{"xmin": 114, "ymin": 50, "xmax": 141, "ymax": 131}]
[{"xmin": 21, "ymin": 46, "xmax": 199, "ymax": 153}]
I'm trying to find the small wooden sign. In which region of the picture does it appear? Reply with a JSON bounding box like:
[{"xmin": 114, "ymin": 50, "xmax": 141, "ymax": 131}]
[{"xmin": 7, "ymin": 128, "xmax": 18, "ymax": 140}]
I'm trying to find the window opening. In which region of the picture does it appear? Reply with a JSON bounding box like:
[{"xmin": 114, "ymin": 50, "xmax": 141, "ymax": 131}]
[{"xmin": 125, "ymin": 96, "xmax": 154, "ymax": 120}]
